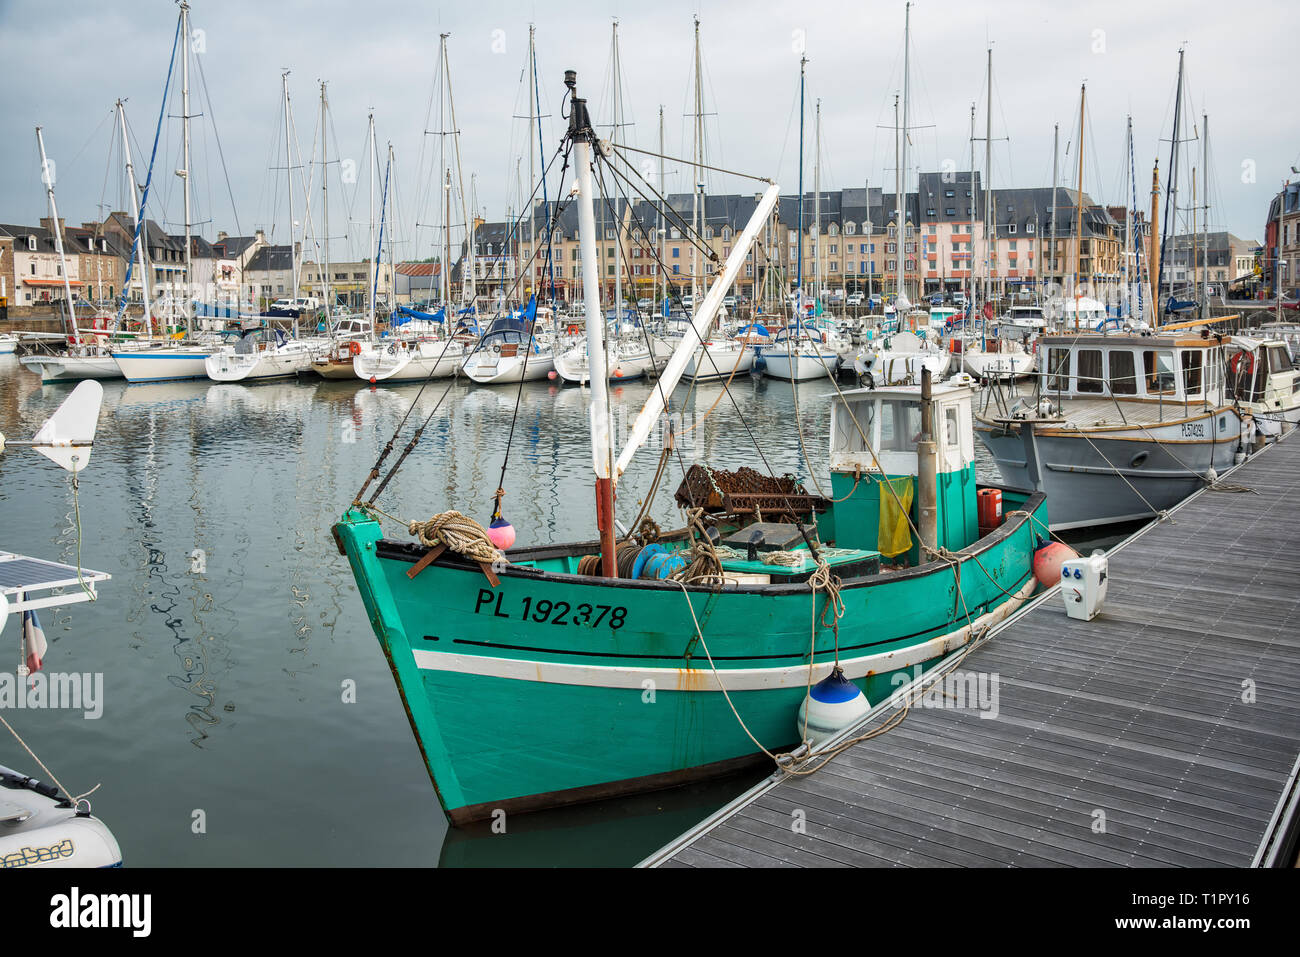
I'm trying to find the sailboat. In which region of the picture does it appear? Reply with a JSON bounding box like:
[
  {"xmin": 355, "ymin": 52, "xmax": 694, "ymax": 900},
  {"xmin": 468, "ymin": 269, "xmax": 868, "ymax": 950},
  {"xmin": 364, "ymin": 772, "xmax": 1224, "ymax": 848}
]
[
  {"xmin": 205, "ymin": 71, "xmax": 317, "ymax": 383},
  {"xmin": 19, "ymin": 126, "xmax": 123, "ymax": 384},
  {"xmin": 111, "ymin": 1, "xmax": 222, "ymax": 383},
  {"xmin": 761, "ymin": 80, "xmax": 844, "ymax": 382},
  {"xmin": 332, "ymin": 71, "xmax": 1048, "ymax": 826}
]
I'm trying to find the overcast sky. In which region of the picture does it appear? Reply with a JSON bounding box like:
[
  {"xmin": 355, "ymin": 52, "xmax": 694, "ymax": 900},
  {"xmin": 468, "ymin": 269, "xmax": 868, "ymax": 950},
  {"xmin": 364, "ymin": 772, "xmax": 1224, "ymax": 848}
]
[{"xmin": 2, "ymin": 0, "xmax": 1293, "ymax": 261}]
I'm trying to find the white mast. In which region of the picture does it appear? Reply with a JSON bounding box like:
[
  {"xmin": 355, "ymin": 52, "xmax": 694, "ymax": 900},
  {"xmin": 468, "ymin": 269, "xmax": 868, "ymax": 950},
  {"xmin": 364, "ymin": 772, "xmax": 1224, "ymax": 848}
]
[
  {"xmin": 814, "ymin": 98, "xmax": 822, "ymax": 306},
  {"xmin": 321, "ymin": 81, "xmax": 332, "ymax": 328},
  {"xmin": 658, "ymin": 104, "xmax": 666, "ymax": 309},
  {"xmin": 442, "ymin": 168, "xmax": 452, "ymax": 310},
  {"xmin": 690, "ymin": 15, "xmax": 703, "ymax": 308},
  {"xmin": 566, "ymin": 73, "xmax": 617, "ymax": 577},
  {"xmin": 281, "ymin": 70, "xmax": 299, "ymax": 331},
  {"xmin": 367, "ymin": 110, "xmax": 376, "ymax": 331},
  {"xmin": 441, "ymin": 34, "xmax": 475, "ymax": 309},
  {"xmin": 180, "ymin": 0, "xmax": 193, "ymax": 335},
  {"xmin": 612, "ymin": 19, "xmax": 623, "ymax": 332},
  {"xmin": 36, "ymin": 127, "xmax": 77, "ymax": 337},
  {"xmin": 1050, "ymin": 122, "xmax": 1059, "ymax": 303},
  {"xmin": 968, "ymin": 102, "xmax": 976, "ymax": 309},
  {"xmin": 983, "ymin": 46, "xmax": 993, "ymax": 313},
  {"xmin": 117, "ymin": 99, "xmax": 152, "ymax": 324},
  {"xmin": 899, "ymin": 1, "xmax": 910, "ymax": 304},
  {"xmin": 1201, "ymin": 112, "xmax": 1209, "ymax": 319},
  {"xmin": 1122, "ymin": 115, "xmax": 1132, "ymax": 320},
  {"xmin": 893, "ymin": 91, "xmax": 902, "ymax": 304}
]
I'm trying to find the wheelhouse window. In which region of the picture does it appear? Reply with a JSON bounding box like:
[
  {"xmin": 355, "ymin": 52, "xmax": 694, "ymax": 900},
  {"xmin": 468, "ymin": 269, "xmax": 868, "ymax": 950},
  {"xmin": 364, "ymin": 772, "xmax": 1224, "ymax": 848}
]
[
  {"xmin": 879, "ymin": 402, "xmax": 923, "ymax": 452},
  {"xmin": 1143, "ymin": 350, "xmax": 1177, "ymax": 395},
  {"xmin": 1269, "ymin": 346, "xmax": 1293, "ymax": 373},
  {"xmin": 1045, "ymin": 347, "xmax": 1071, "ymax": 392},
  {"xmin": 1108, "ymin": 350, "xmax": 1137, "ymax": 395},
  {"xmin": 1181, "ymin": 350, "xmax": 1204, "ymax": 396},
  {"xmin": 1076, "ymin": 349, "xmax": 1103, "ymax": 393}
]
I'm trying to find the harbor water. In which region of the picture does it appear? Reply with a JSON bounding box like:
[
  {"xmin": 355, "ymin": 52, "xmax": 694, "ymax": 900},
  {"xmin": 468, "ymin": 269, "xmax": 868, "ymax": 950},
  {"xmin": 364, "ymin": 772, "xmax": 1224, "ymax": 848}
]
[{"xmin": 0, "ymin": 356, "xmax": 1088, "ymax": 866}]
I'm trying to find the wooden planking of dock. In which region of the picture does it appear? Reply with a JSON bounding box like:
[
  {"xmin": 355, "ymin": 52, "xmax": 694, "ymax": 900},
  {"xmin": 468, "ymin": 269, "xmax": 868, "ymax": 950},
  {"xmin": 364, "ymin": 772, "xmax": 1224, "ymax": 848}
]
[{"xmin": 643, "ymin": 434, "xmax": 1300, "ymax": 868}]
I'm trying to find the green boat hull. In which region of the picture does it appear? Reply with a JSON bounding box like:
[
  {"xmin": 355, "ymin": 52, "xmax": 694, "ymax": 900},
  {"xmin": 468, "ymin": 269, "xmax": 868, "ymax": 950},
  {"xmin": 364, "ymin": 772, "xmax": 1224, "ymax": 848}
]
[{"xmin": 333, "ymin": 487, "xmax": 1047, "ymax": 825}]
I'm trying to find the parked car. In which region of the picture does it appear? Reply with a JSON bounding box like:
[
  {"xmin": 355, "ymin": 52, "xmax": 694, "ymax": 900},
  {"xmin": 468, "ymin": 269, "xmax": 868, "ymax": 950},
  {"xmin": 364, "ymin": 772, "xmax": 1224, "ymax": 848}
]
[
  {"xmin": 636, "ymin": 297, "xmax": 654, "ymax": 310},
  {"xmin": 847, "ymin": 292, "xmax": 864, "ymax": 306},
  {"xmin": 722, "ymin": 295, "xmax": 736, "ymax": 308},
  {"xmin": 952, "ymin": 292, "xmax": 968, "ymax": 308}
]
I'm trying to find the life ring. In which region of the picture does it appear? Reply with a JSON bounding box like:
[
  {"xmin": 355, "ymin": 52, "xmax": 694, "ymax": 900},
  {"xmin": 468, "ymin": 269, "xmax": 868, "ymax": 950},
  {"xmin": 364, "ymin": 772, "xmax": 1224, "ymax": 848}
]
[
  {"xmin": 348, "ymin": 340, "xmax": 362, "ymax": 356},
  {"xmin": 566, "ymin": 323, "xmax": 580, "ymax": 335},
  {"xmin": 1228, "ymin": 350, "xmax": 1254, "ymax": 378}
]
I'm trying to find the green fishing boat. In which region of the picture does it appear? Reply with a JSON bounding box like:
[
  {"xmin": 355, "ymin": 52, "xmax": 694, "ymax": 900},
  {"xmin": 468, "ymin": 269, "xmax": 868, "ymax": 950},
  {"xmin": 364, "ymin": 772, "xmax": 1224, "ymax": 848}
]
[{"xmin": 332, "ymin": 72, "xmax": 1049, "ymax": 826}]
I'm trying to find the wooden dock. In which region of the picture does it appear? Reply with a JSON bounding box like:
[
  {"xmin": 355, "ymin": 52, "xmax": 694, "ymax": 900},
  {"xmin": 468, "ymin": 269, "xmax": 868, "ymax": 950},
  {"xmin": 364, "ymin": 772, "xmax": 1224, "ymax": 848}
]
[{"xmin": 642, "ymin": 435, "xmax": 1300, "ymax": 868}]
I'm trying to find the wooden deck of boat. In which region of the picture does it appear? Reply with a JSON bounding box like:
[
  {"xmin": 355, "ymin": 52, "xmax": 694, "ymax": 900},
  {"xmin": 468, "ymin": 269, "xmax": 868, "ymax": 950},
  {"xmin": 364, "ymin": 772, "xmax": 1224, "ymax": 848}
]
[{"xmin": 642, "ymin": 434, "xmax": 1300, "ymax": 868}]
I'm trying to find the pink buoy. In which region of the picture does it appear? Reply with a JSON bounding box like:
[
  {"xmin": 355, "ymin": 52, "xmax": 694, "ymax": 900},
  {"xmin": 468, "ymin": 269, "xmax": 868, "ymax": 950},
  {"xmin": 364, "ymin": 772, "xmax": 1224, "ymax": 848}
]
[
  {"xmin": 548, "ymin": 370, "xmax": 557, "ymax": 380},
  {"xmin": 1033, "ymin": 541, "xmax": 1078, "ymax": 587},
  {"xmin": 487, "ymin": 519, "xmax": 516, "ymax": 550}
]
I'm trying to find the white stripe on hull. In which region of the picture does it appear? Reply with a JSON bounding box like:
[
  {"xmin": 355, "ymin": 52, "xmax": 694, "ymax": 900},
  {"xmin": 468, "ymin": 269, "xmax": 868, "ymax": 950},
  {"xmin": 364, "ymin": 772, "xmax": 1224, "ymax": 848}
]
[{"xmin": 408, "ymin": 576, "xmax": 1034, "ymax": 691}]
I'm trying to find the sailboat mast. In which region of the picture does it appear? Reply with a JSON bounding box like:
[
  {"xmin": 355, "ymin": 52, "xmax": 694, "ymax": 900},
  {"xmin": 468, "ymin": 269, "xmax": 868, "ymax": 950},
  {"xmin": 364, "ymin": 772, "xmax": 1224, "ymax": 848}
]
[
  {"xmin": 983, "ymin": 47, "xmax": 993, "ymax": 313},
  {"xmin": 1156, "ymin": 48, "xmax": 1185, "ymax": 321},
  {"xmin": 117, "ymin": 99, "xmax": 152, "ymax": 322},
  {"xmin": 180, "ymin": 0, "xmax": 193, "ymax": 335},
  {"xmin": 691, "ymin": 15, "xmax": 703, "ymax": 306},
  {"xmin": 1201, "ymin": 112, "xmax": 1209, "ymax": 318},
  {"xmin": 1150, "ymin": 161, "xmax": 1160, "ymax": 317},
  {"xmin": 567, "ymin": 73, "xmax": 616, "ymax": 577},
  {"xmin": 442, "ymin": 34, "xmax": 475, "ymax": 309},
  {"xmin": 894, "ymin": 93, "xmax": 901, "ymax": 304},
  {"xmin": 658, "ymin": 104, "xmax": 665, "ymax": 308},
  {"xmin": 367, "ymin": 111, "xmax": 375, "ymax": 330},
  {"xmin": 612, "ymin": 19, "xmax": 622, "ymax": 331},
  {"xmin": 36, "ymin": 127, "xmax": 76, "ymax": 336},
  {"xmin": 1073, "ymin": 83, "xmax": 1085, "ymax": 330},
  {"xmin": 969, "ymin": 103, "xmax": 976, "ymax": 309},
  {"xmin": 527, "ymin": 25, "xmax": 537, "ymax": 268},
  {"xmin": 1122, "ymin": 115, "xmax": 1132, "ymax": 321},
  {"xmin": 443, "ymin": 168, "xmax": 451, "ymax": 309},
  {"xmin": 321, "ymin": 82, "xmax": 331, "ymax": 327},
  {"xmin": 900, "ymin": 1, "xmax": 910, "ymax": 303},
  {"xmin": 814, "ymin": 98, "xmax": 822, "ymax": 308},
  {"xmin": 1050, "ymin": 123, "xmax": 1059, "ymax": 302},
  {"xmin": 281, "ymin": 70, "xmax": 298, "ymax": 329},
  {"xmin": 797, "ymin": 55, "xmax": 805, "ymax": 313}
]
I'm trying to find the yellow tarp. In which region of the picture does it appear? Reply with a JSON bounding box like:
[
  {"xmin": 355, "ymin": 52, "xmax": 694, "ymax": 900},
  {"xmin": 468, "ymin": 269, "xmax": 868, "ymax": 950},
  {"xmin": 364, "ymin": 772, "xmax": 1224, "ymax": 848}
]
[{"xmin": 878, "ymin": 476, "xmax": 914, "ymax": 558}]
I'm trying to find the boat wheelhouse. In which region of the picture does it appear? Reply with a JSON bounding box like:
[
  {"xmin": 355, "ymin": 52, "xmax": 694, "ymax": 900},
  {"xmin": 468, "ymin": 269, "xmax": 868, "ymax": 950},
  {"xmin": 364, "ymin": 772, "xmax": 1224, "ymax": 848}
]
[{"xmin": 974, "ymin": 332, "xmax": 1246, "ymax": 529}]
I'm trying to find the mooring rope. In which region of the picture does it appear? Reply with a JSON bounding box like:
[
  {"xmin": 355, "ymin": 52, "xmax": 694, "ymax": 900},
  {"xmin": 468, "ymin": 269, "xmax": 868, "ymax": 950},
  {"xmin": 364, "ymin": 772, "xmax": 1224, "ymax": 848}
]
[{"xmin": 407, "ymin": 511, "xmax": 505, "ymax": 566}]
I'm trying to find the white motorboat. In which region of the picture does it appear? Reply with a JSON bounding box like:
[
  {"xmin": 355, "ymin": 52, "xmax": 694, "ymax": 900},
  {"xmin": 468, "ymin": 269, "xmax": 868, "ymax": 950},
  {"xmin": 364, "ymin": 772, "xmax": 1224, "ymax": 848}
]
[{"xmin": 0, "ymin": 333, "xmax": 17, "ymax": 355}]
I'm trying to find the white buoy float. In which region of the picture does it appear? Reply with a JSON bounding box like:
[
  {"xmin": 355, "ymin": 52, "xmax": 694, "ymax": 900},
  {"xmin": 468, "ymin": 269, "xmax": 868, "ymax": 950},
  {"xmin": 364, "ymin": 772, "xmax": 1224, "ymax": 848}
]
[{"xmin": 796, "ymin": 666, "xmax": 870, "ymax": 746}]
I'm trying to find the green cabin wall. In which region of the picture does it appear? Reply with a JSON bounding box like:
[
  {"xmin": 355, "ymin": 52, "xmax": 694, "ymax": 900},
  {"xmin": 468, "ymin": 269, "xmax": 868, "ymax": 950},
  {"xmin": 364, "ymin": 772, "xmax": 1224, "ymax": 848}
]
[{"xmin": 821, "ymin": 463, "xmax": 978, "ymax": 561}]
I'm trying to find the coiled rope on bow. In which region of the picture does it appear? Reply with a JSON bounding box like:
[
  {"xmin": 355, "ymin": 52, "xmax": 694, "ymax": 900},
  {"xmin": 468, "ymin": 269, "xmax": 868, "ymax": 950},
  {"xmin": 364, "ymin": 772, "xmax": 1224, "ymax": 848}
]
[{"xmin": 407, "ymin": 512, "xmax": 505, "ymax": 566}]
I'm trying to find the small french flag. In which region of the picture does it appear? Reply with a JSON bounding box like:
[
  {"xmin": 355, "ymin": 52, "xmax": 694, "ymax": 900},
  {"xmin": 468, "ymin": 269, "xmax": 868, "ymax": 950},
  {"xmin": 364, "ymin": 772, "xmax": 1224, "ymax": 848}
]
[{"xmin": 23, "ymin": 600, "xmax": 47, "ymax": 674}]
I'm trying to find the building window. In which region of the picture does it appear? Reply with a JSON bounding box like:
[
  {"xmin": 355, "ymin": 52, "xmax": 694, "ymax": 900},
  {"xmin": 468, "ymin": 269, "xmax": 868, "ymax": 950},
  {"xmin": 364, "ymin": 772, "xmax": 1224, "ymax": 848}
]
[
  {"xmin": 1007, "ymin": 224, "xmax": 1016, "ymax": 235},
  {"xmin": 927, "ymin": 208, "xmax": 937, "ymax": 217},
  {"xmin": 945, "ymin": 208, "xmax": 956, "ymax": 216},
  {"xmin": 945, "ymin": 190, "xmax": 955, "ymax": 198},
  {"xmin": 845, "ymin": 222, "xmax": 856, "ymax": 236}
]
